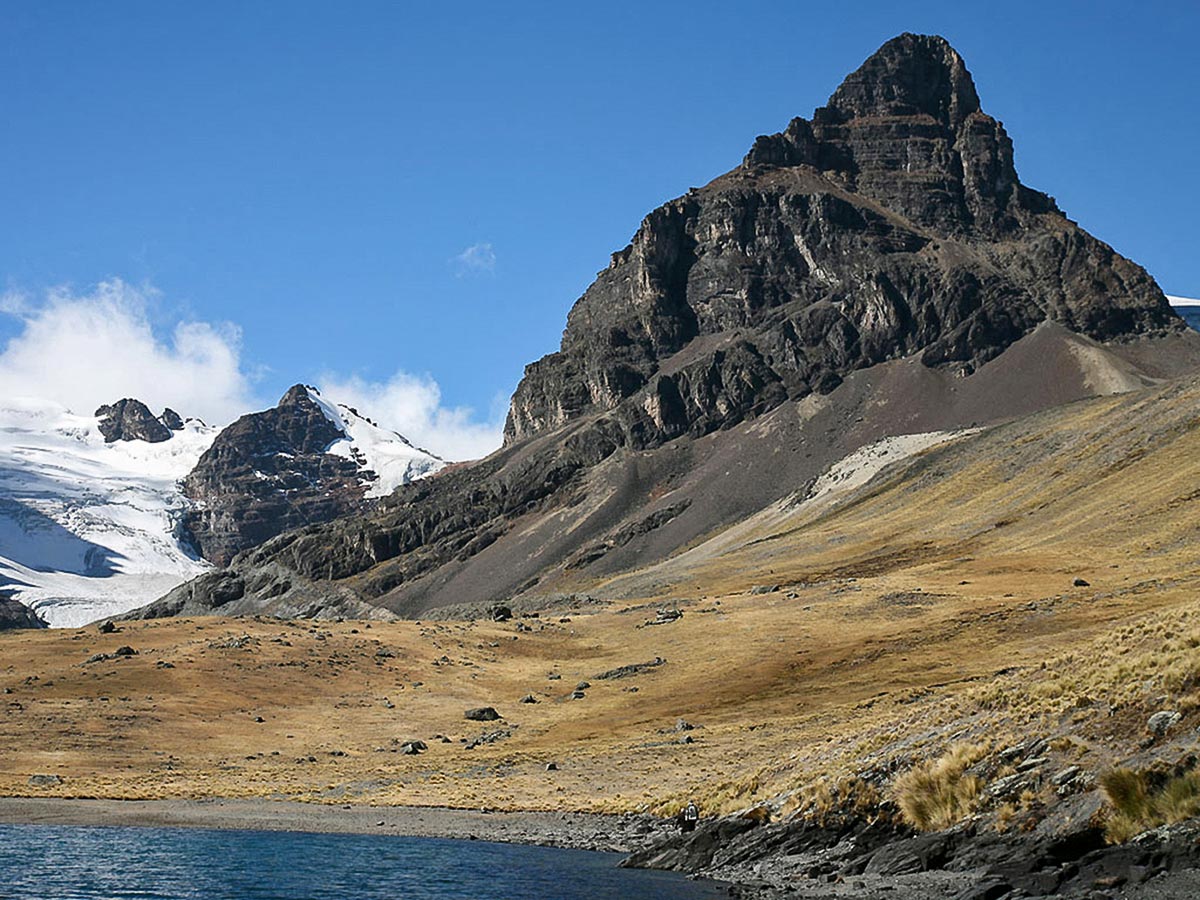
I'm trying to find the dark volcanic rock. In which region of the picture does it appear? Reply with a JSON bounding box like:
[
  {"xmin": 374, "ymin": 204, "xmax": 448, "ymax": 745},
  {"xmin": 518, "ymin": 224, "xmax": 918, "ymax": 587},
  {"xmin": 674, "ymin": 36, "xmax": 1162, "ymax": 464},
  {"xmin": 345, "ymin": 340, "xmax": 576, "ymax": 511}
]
[
  {"xmin": 95, "ymin": 399, "xmax": 174, "ymax": 443},
  {"xmin": 181, "ymin": 386, "xmax": 376, "ymax": 566},
  {"xmin": 136, "ymin": 33, "xmax": 1198, "ymax": 622},
  {"xmin": 0, "ymin": 593, "xmax": 48, "ymax": 630}
]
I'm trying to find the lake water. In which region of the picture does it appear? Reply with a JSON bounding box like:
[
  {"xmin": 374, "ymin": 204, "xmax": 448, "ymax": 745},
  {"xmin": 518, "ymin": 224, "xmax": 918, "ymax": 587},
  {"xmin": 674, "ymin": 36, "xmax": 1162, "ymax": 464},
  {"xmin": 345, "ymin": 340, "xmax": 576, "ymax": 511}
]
[{"xmin": 0, "ymin": 824, "xmax": 724, "ymax": 899}]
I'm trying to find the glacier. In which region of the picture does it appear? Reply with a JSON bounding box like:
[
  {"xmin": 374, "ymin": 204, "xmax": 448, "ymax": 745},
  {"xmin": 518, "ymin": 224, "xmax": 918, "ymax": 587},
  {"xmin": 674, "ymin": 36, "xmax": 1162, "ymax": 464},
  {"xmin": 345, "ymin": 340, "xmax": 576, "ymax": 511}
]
[
  {"xmin": 0, "ymin": 399, "xmax": 216, "ymax": 627},
  {"xmin": 0, "ymin": 391, "xmax": 444, "ymax": 627}
]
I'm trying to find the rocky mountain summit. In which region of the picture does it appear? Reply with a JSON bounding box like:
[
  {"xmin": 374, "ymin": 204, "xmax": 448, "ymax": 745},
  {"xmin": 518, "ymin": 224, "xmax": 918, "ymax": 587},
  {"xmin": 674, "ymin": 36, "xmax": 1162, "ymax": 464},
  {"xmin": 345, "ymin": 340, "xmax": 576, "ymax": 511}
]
[
  {"xmin": 136, "ymin": 33, "xmax": 1200, "ymax": 622},
  {"xmin": 182, "ymin": 385, "xmax": 443, "ymax": 566},
  {"xmin": 505, "ymin": 33, "xmax": 1176, "ymax": 449}
]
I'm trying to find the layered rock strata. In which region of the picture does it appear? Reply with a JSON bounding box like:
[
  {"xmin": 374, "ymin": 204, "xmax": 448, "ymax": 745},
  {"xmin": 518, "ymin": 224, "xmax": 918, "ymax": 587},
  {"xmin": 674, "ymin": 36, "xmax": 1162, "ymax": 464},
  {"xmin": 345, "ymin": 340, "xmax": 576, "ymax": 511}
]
[{"xmin": 138, "ymin": 34, "xmax": 1197, "ymax": 621}]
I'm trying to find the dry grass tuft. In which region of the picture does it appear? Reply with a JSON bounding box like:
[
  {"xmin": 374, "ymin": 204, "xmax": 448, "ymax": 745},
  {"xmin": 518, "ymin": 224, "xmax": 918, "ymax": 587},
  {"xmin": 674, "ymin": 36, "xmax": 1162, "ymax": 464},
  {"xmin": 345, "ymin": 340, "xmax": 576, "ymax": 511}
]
[
  {"xmin": 893, "ymin": 742, "xmax": 989, "ymax": 831},
  {"xmin": 781, "ymin": 775, "xmax": 885, "ymax": 825},
  {"xmin": 1101, "ymin": 766, "xmax": 1200, "ymax": 843}
]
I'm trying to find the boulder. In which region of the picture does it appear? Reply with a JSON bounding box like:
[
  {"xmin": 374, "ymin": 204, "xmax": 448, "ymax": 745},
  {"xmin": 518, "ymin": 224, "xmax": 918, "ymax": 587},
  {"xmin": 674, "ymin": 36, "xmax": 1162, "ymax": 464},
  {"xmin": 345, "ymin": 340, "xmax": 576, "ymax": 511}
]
[
  {"xmin": 1148, "ymin": 710, "xmax": 1182, "ymax": 736},
  {"xmin": 464, "ymin": 707, "xmax": 501, "ymax": 722}
]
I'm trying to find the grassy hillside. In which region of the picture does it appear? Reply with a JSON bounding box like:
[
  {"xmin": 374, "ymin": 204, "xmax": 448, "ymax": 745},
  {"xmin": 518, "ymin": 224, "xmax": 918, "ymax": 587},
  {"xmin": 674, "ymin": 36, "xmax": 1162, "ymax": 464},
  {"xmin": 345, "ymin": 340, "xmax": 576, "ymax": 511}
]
[{"xmin": 5, "ymin": 373, "xmax": 1200, "ymax": 834}]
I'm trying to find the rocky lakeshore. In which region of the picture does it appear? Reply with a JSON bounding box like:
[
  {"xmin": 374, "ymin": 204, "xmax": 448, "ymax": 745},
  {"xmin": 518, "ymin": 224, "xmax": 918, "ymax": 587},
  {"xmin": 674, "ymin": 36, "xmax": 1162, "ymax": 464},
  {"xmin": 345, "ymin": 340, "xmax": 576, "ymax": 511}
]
[{"xmin": 627, "ymin": 805, "xmax": 1200, "ymax": 899}]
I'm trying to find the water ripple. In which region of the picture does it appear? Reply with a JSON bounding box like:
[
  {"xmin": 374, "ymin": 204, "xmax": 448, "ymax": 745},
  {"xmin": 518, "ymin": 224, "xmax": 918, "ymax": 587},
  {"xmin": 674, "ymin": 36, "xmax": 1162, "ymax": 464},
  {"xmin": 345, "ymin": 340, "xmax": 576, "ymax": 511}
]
[{"xmin": 0, "ymin": 824, "xmax": 722, "ymax": 900}]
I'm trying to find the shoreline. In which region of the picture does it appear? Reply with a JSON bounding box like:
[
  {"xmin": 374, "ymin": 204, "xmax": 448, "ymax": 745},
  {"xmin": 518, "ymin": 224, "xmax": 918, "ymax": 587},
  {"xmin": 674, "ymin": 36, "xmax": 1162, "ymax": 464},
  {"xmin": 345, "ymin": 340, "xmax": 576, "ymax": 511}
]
[{"xmin": 0, "ymin": 797, "xmax": 670, "ymax": 855}]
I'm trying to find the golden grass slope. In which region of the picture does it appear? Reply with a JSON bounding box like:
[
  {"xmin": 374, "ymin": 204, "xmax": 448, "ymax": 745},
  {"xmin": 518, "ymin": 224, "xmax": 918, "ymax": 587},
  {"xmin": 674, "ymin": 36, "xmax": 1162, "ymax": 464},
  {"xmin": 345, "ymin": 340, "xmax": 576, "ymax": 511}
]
[{"xmin": 4, "ymin": 372, "xmax": 1200, "ymax": 825}]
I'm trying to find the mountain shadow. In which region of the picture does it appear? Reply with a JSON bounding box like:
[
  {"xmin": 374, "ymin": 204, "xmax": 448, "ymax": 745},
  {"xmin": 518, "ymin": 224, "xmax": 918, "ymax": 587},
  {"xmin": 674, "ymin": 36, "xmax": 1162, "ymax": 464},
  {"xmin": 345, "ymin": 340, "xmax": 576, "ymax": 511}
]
[{"xmin": 0, "ymin": 499, "xmax": 124, "ymax": 577}]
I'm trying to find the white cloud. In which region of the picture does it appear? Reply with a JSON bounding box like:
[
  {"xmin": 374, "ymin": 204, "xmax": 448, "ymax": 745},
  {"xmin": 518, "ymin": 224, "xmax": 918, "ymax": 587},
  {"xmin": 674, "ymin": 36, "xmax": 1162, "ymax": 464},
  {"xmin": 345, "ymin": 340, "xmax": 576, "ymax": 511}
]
[
  {"xmin": 0, "ymin": 279, "xmax": 258, "ymax": 425},
  {"xmin": 453, "ymin": 242, "xmax": 497, "ymax": 277},
  {"xmin": 317, "ymin": 370, "xmax": 505, "ymax": 462},
  {"xmin": 1167, "ymin": 295, "xmax": 1200, "ymax": 306},
  {"xmin": 0, "ymin": 278, "xmax": 506, "ymax": 458}
]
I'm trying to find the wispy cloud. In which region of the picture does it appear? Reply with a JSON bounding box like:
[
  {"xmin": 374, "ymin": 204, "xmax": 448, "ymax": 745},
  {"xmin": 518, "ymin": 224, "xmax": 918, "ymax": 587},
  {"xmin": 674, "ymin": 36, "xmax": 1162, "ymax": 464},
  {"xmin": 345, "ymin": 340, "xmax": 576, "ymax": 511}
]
[
  {"xmin": 317, "ymin": 370, "xmax": 505, "ymax": 462},
  {"xmin": 452, "ymin": 242, "xmax": 497, "ymax": 277},
  {"xmin": 0, "ymin": 289, "xmax": 33, "ymax": 316},
  {"xmin": 0, "ymin": 279, "xmax": 259, "ymax": 425}
]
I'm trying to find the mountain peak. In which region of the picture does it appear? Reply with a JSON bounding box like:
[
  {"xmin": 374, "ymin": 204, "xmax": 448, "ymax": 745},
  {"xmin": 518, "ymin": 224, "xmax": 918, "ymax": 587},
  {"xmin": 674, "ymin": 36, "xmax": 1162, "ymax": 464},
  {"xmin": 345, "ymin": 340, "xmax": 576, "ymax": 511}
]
[
  {"xmin": 741, "ymin": 32, "xmax": 1042, "ymax": 236},
  {"xmin": 824, "ymin": 33, "xmax": 980, "ymax": 127},
  {"xmin": 279, "ymin": 383, "xmax": 318, "ymax": 408},
  {"xmin": 182, "ymin": 386, "xmax": 444, "ymax": 566}
]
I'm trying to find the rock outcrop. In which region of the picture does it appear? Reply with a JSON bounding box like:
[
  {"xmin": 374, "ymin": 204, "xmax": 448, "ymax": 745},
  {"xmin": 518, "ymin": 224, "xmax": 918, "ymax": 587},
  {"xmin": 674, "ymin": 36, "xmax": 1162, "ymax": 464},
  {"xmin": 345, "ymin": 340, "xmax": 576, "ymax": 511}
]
[
  {"xmin": 159, "ymin": 408, "xmax": 185, "ymax": 431},
  {"xmin": 0, "ymin": 593, "xmax": 48, "ymax": 630},
  {"xmin": 95, "ymin": 399, "xmax": 176, "ymax": 443},
  {"xmin": 137, "ymin": 33, "xmax": 1200, "ymax": 622}
]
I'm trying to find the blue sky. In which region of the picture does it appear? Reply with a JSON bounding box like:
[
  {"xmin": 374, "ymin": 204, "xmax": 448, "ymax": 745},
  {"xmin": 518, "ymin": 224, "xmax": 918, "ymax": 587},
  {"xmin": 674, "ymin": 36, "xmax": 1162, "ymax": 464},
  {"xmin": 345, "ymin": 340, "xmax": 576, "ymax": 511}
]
[{"xmin": 1, "ymin": 1, "xmax": 1197, "ymax": 456}]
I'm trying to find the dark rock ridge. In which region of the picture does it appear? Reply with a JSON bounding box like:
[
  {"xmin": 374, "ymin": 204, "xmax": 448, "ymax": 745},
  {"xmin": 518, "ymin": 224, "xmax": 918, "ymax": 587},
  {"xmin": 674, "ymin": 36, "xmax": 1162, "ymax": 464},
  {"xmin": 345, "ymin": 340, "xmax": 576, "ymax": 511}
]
[
  {"xmin": 95, "ymin": 399, "xmax": 178, "ymax": 443},
  {"xmin": 136, "ymin": 33, "xmax": 1199, "ymax": 621},
  {"xmin": 0, "ymin": 592, "xmax": 48, "ymax": 630},
  {"xmin": 183, "ymin": 385, "xmax": 390, "ymax": 567}
]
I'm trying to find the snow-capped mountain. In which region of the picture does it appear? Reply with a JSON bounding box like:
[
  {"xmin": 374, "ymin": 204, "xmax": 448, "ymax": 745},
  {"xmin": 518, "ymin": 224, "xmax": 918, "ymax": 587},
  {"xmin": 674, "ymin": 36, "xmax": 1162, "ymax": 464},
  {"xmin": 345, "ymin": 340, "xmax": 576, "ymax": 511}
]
[
  {"xmin": 181, "ymin": 385, "xmax": 445, "ymax": 566},
  {"xmin": 0, "ymin": 388, "xmax": 444, "ymax": 627}
]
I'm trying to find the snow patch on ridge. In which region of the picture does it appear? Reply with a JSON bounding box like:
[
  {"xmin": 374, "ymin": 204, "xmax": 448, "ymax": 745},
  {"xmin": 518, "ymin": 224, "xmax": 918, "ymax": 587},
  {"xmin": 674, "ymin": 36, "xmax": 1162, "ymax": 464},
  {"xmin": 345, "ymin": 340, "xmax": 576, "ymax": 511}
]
[
  {"xmin": 0, "ymin": 399, "xmax": 218, "ymax": 627},
  {"xmin": 806, "ymin": 430, "xmax": 980, "ymax": 506},
  {"xmin": 305, "ymin": 387, "xmax": 443, "ymax": 498}
]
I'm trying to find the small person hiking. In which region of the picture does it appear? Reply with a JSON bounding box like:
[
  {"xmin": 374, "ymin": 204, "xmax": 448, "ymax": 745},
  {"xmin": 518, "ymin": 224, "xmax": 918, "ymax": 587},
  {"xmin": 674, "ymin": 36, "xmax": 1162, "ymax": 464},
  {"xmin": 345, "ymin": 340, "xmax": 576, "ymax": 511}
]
[{"xmin": 680, "ymin": 799, "xmax": 699, "ymax": 832}]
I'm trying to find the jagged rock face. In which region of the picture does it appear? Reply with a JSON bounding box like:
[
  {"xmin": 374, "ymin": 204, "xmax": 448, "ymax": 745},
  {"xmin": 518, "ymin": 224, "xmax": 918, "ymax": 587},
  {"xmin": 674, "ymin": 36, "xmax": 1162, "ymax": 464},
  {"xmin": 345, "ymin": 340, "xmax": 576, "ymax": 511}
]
[
  {"xmin": 95, "ymin": 399, "xmax": 174, "ymax": 443},
  {"xmin": 182, "ymin": 386, "xmax": 376, "ymax": 566},
  {"xmin": 503, "ymin": 33, "xmax": 1179, "ymax": 446}
]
